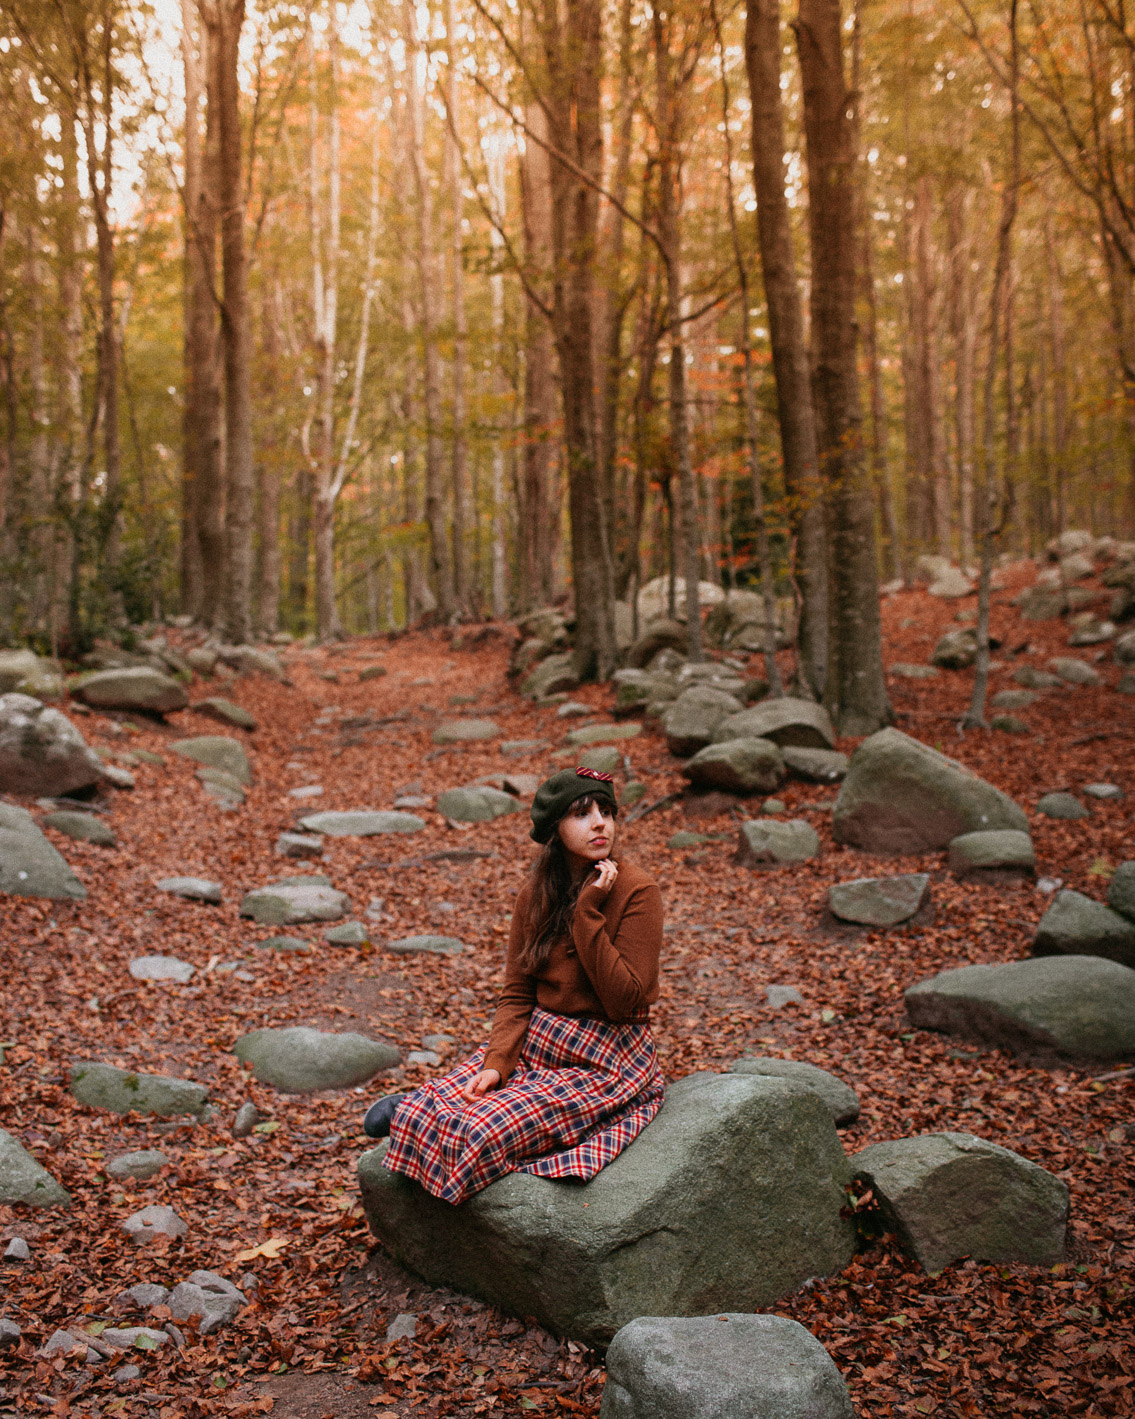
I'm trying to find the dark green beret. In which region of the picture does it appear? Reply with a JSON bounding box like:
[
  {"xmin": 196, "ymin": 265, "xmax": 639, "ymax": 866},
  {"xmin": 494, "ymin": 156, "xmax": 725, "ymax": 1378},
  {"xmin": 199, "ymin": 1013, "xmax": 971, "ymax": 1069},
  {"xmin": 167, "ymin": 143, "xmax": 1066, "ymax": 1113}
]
[{"xmin": 530, "ymin": 767, "xmax": 618, "ymax": 844}]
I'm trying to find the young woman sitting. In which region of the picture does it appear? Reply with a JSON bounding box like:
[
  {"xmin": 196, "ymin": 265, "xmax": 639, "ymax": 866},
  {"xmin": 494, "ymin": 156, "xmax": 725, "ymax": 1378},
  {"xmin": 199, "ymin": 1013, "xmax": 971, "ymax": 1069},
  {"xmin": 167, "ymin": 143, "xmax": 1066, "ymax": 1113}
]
[{"xmin": 362, "ymin": 766, "xmax": 665, "ymax": 1205}]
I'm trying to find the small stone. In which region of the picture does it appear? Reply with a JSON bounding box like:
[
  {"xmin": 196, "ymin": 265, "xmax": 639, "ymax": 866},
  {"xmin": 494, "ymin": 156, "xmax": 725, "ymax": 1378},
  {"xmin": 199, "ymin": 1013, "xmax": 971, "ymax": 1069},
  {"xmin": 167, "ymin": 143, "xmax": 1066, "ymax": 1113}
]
[
  {"xmin": 0, "ymin": 1130, "xmax": 71, "ymax": 1207},
  {"xmin": 192, "ymin": 697, "xmax": 256, "ymax": 731},
  {"xmin": 1083, "ymin": 782, "xmax": 1122, "ymax": 800},
  {"xmin": 1036, "ymin": 792, "xmax": 1089, "ymax": 820},
  {"xmin": 931, "ymin": 629, "xmax": 977, "ymax": 669},
  {"xmin": 578, "ymin": 745, "xmax": 622, "ymax": 774},
  {"xmin": 991, "ymin": 714, "xmax": 1029, "ymax": 734},
  {"xmin": 275, "ymin": 831, "xmax": 324, "ymax": 858},
  {"xmin": 557, "ymin": 701, "xmax": 591, "ymax": 717},
  {"xmin": 947, "ymin": 829, "xmax": 1035, "ymax": 876},
  {"xmin": 169, "ymin": 735, "xmax": 251, "ymax": 784},
  {"xmin": 4, "ymin": 1237, "xmax": 30, "ymax": 1260},
  {"xmin": 431, "ymin": 718, "xmax": 500, "ymax": 744},
  {"xmin": 106, "ymin": 1150, "xmax": 169, "ymax": 1181},
  {"xmin": 255, "ymin": 934, "xmax": 311, "ymax": 953},
  {"xmin": 299, "ymin": 810, "xmax": 425, "ymax": 837},
  {"xmin": 70, "ymin": 1063, "xmax": 209, "ymax": 1119},
  {"xmin": 766, "ymin": 984, "xmax": 804, "ymax": 1009},
  {"xmin": 233, "ymin": 1101, "xmax": 260, "ymax": 1138},
  {"xmin": 621, "ymin": 781, "xmax": 647, "ymax": 807},
  {"xmin": 41, "ymin": 1328, "xmax": 81, "ymax": 1357},
  {"xmin": 436, "ymin": 786, "xmax": 522, "ymax": 823},
  {"xmin": 407, "ymin": 1050, "xmax": 441, "ymax": 1066},
  {"xmin": 422, "ymin": 1033, "xmax": 456, "ymax": 1050},
  {"xmin": 100, "ymin": 1325, "xmax": 171, "ymax": 1350},
  {"xmin": 129, "ymin": 955, "xmax": 196, "ymax": 983},
  {"xmin": 156, "ymin": 877, "xmax": 222, "ymax": 904},
  {"xmin": 1047, "ymin": 657, "xmax": 1100, "ymax": 686},
  {"xmin": 991, "ymin": 689, "xmax": 1039, "ymax": 710},
  {"xmin": 828, "ymin": 874, "xmax": 930, "ymax": 928},
  {"xmin": 762, "ymin": 798, "xmax": 786, "ymax": 814},
  {"xmin": 40, "ymin": 810, "xmax": 117, "ymax": 847},
  {"xmin": 0, "ymin": 1317, "xmax": 21, "ymax": 1348},
  {"xmin": 669, "ymin": 830, "xmax": 710, "ymax": 849},
  {"xmin": 386, "ymin": 1312, "xmax": 418, "ymax": 1342},
  {"xmin": 889, "ymin": 662, "xmax": 940, "ymax": 680},
  {"xmin": 568, "ymin": 721, "xmax": 643, "ymax": 746},
  {"xmin": 288, "ymin": 784, "xmax": 324, "ymax": 799},
  {"xmin": 117, "ymin": 1283, "xmax": 170, "ymax": 1311},
  {"xmin": 233, "ymin": 1026, "xmax": 400, "ymax": 1092},
  {"xmin": 1107, "ymin": 861, "xmax": 1135, "ymax": 921},
  {"xmin": 735, "ymin": 818, "xmax": 820, "ymax": 866},
  {"xmin": 326, "ymin": 920, "xmax": 369, "ymax": 945},
  {"xmin": 1013, "ymin": 666, "xmax": 1063, "ymax": 688},
  {"xmin": 122, "ymin": 1205, "xmax": 188, "ymax": 1244},
  {"xmin": 781, "ymin": 746, "xmax": 849, "ymax": 783},
  {"xmin": 358, "ymin": 664, "xmax": 387, "ymax": 681},
  {"xmin": 386, "ymin": 933, "xmax": 465, "ymax": 956},
  {"xmin": 168, "ymin": 1273, "xmax": 245, "ymax": 1334},
  {"xmin": 240, "ymin": 880, "xmax": 350, "ymax": 925},
  {"xmin": 114, "ymin": 1365, "xmax": 142, "ymax": 1382}
]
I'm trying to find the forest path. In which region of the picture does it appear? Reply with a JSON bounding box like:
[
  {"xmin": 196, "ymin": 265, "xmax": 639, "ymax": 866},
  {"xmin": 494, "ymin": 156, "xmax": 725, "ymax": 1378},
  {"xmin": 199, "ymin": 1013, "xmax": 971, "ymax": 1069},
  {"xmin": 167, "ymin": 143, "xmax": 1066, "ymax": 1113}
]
[{"xmin": 2, "ymin": 579, "xmax": 1134, "ymax": 1415}]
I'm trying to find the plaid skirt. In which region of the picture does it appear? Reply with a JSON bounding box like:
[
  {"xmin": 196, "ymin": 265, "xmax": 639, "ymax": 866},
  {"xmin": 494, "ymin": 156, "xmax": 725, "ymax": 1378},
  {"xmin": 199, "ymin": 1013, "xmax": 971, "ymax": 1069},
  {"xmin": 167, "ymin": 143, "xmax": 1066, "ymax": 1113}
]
[{"xmin": 382, "ymin": 1007, "xmax": 664, "ymax": 1204}]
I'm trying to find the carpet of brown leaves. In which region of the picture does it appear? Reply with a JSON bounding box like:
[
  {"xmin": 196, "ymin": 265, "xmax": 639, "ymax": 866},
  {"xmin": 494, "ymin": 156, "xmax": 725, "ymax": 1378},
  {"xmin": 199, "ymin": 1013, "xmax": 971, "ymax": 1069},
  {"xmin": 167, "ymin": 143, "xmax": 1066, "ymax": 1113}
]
[{"xmin": 1, "ymin": 562, "xmax": 1133, "ymax": 1417}]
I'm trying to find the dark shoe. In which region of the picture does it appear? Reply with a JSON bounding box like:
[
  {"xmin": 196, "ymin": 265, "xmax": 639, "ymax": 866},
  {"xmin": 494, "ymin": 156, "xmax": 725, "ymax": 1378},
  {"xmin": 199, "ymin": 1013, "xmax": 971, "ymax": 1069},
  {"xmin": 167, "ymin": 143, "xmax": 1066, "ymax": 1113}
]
[{"xmin": 363, "ymin": 1091, "xmax": 410, "ymax": 1139}]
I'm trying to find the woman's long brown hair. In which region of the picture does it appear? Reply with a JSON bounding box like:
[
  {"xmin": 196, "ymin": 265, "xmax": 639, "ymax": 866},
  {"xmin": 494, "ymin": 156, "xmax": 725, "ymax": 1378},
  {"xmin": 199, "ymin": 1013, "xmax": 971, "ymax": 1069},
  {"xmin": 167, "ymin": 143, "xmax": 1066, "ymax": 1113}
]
[{"xmin": 517, "ymin": 792, "xmax": 617, "ymax": 972}]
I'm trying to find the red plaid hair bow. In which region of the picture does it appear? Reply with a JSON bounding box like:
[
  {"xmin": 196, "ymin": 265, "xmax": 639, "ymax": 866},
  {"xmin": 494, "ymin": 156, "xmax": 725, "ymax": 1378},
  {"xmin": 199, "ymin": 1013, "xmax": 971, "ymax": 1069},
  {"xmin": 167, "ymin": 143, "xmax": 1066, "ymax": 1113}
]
[{"xmin": 576, "ymin": 766, "xmax": 615, "ymax": 782}]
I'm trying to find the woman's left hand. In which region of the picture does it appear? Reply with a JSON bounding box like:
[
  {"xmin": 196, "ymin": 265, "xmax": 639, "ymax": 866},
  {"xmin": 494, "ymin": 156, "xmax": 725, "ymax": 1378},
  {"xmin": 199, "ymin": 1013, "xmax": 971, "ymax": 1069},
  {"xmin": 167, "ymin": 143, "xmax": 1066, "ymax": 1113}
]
[{"xmin": 589, "ymin": 858, "xmax": 618, "ymax": 897}]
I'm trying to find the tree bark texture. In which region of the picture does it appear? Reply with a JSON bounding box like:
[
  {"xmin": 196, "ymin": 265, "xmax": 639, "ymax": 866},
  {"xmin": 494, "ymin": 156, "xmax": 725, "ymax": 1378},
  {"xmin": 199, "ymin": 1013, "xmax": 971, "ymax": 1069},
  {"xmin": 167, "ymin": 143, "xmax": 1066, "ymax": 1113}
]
[
  {"xmin": 797, "ymin": 0, "xmax": 889, "ymax": 734},
  {"xmin": 744, "ymin": 0, "xmax": 828, "ymax": 696}
]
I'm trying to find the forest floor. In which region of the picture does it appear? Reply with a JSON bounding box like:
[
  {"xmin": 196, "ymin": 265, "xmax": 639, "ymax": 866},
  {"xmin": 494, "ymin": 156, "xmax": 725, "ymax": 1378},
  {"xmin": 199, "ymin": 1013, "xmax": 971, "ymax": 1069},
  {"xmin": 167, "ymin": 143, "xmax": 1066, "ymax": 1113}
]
[{"xmin": 2, "ymin": 562, "xmax": 1134, "ymax": 1418}]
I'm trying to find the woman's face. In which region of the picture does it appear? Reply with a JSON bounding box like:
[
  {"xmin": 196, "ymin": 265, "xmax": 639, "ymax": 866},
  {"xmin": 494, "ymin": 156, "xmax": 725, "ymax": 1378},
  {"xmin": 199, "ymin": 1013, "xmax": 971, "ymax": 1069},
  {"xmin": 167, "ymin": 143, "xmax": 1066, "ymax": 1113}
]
[{"xmin": 556, "ymin": 796, "xmax": 617, "ymax": 864}]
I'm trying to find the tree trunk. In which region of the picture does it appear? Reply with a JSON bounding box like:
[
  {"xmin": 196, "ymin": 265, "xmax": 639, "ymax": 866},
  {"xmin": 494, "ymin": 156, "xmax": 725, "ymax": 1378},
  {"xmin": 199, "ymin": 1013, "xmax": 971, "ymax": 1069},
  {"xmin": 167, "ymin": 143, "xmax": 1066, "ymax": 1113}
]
[
  {"xmin": 200, "ymin": 0, "xmax": 254, "ymax": 644},
  {"xmin": 519, "ymin": 101, "xmax": 558, "ymax": 610},
  {"xmin": 744, "ymin": 0, "xmax": 828, "ymax": 696},
  {"xmin": 947, "ymin": 185, "xmax": 977, "ymax": 569},
  {"xmin": 797, "ymin": 0, "xmax": 889, "ymax": 734},
  {"xmin": 653, "ymin": 3, "xmax": 702, "ymax": 661},
  {"xmin": 539, "ymin": 0, "xmax": 617, "ymax": 678},
  {"xmin": 55, "ymin": 109, "xmax": 85, "ymax": 647},
  {"xmin": 488, "ymin": 139, "xmax": 510, "ymax": 618},
  {"xmin": 404, "ymin": 0, "xmax": 455, "ymax": 622},
  {"xmin": 445, "ymin": 0, "xmax": 470, "ymax": 615}
]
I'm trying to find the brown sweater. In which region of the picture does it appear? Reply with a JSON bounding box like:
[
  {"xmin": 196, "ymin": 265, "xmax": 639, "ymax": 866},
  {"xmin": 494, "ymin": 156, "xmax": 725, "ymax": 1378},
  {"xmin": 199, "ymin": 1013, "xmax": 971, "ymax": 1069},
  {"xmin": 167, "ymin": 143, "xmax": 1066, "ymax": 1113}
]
[{"xmin": 482, "ymin": 861, "xmax": 663, "ymax": 1083}]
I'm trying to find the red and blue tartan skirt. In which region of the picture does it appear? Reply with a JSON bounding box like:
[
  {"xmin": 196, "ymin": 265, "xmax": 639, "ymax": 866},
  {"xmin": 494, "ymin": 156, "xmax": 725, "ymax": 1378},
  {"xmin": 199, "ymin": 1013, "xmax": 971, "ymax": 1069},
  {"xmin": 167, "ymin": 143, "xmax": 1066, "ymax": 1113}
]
[{"xmin": 382, "ymin": 1006, "xmax": 664, "ymax": 1204}]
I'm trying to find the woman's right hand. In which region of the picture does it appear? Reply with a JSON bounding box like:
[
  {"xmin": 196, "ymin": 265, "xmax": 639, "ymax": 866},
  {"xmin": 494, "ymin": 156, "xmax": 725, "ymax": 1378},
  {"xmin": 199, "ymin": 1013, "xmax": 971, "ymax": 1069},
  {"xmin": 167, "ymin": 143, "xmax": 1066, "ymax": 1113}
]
[{"xmin": 461, "ymin": 1068, "xmax": 502, "ymax": 1103}]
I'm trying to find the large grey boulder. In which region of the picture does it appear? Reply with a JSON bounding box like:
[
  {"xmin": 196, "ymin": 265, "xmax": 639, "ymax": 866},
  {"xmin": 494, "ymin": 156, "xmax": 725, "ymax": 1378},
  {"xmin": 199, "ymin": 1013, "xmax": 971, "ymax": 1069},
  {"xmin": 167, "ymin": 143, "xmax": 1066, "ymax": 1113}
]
[
  {"xmin": 655, "ymin": 689, "xmax": 743, "ymax": 760},
  {"xmin": 0, "ymin": 1129, "xmax": 71, "ymax": 1207},
  {"xmin": 0, "ymin": 804, "xmax": 86, "ymax": 900},
  {"xmin": 782, "ymin": 746, "xmax": 849, "ymax": 783},
  {"xmin": 170, "ymin": 735, "xmax": 250, "ymax": 784},
  {"xmin": 948, "ymin": 829, "xmax": 1035, "ymax": 876},
  {"xmin": 240, "ymin": 875, "xmax": 350, "ymax": 924},
  {"xmin": 0, "ymin": 692, "xmax": 104, "ymax": 797},
  {"xmin": 850, "ymin": 1133, "xmax": 1068, "ymax": 1272},
  {"xmin": 0, "ymin": 649, "xmax": 63, "ymax": 700},
  {"xmin": 41, "ymin": 810, "xmax": 116, "ymax": 847},
  {"xmin": 299, "ymin": 810, "xmax": 425, "ymax": 837},
  {"xmin": 832, "ymin": 728, "xmax": 1027, "ymax": 854},
  {"xmin": 599, "ymin": 1314, "xmax": 853, "ymax": 1419},
  {"xmin": 358, "ymin": 1073, "xmax": 856, "ymax": 1346},
  {"xmin": 681, "ymin": 738, "xmax": 784, "ymax": 795},
  {"xmin": 233, "ymin": 1027, "xmax": 399, "ymax": 1092},
  {"xmin": 905, "ymin": 955, "xmax": 1135, "ymax": 1060},
  {"xmin": 712, "ymin": 697, "xmax": 835, "ymax": 751},
  {"xmin": 70, "ymin": 1062, "xmax": 210, "ymax": 1118},
  {"xmin": 436, "ymin": 787, "xmax": 522, "ymax": 822},
  {"xmin": 728, "ymin": 1059, "xmax": 859, "ymax": 1127},
  {"xmin": 73, "ymin": 666, "xmax": 188, "ymax": 715},
  {"xmin": 432, "ymin": 718, "xmax": 501, "ymax": 745},
  {"xmin": 625, "ymin": 619, "xmax": 688, "ymax": 669},
  {"xmin": 828, "ymin": 874, "xmax": 930, "ymax": 928},
  {"xmin": 735, "ymin": 819, "xmax": 820, "ymax": 867},
  {"xmin": 1033, "ymin": 889, "xmax": 1135, "ymax": 968}
]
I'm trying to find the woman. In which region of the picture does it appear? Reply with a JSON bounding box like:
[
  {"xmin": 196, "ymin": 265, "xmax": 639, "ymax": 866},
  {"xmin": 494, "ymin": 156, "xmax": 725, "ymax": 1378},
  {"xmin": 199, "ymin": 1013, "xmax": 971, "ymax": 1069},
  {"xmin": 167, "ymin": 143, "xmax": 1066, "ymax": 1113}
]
[{"xmin": 362, "ymin": 766, "xmax": 665, "ymax": 1205}]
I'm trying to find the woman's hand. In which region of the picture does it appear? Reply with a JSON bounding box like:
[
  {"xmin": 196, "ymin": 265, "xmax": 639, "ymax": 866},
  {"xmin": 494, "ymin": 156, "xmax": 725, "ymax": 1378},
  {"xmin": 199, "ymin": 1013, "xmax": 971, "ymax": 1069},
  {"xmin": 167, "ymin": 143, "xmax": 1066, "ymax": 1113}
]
[
  {"xmin": 588, "ymin": 858, "xmax": 618, "ymax": 897},
  {"xmin": 461, "ymin": 1068, "xmax": 501, "ymax": 1102}
]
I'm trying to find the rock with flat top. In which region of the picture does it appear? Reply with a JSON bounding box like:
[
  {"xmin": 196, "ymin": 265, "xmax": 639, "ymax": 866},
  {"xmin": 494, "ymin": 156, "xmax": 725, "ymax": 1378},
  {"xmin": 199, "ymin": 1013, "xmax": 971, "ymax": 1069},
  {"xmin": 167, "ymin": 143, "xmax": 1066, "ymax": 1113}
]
[
  {"xmin": 728, "ymin": 1058, "xmax": 859, "ymax": 1126},
  {"xmin": 599, "ymin": 1313, "xmax": 854, "ymax": 1419},
  {"xmin": 359, "ymin": 1072, "xmax": 855, "ymax": 1346},
  {"xmin": 107, "ymin": 1150, "xmax": 168, "ymax": 1181},
  {"xmin": 781, "ymin": 746, "xmax": 849, "ymax": 783},
  {"xmin": 713, "ymin": 697, "xmax": 835, "ymax": 751},
  {"xmin": 192, "ymin": 697, "xmax": 256, "ymax": 730},
  {"xmin": 1036, "ymin": 792, "xmax": 1088, "ymax": 820},
  {"xmin": 682, "ymin": 738, "xmax": 784, "ymax": 794},
  {"xmin": 947, "ymin": 829, "xmax": 1035, "ymax": 876},
  {"xmin": 74, "ymin": 667, "xmax": 188, "ymax": 715},
  {"xmin": 386, "ymin": 933, "xmax": 465, "ymax": 955},
  {"xmin": 170, "ymin": 735, "xmax": 251, "ymax": 784},
  {"xmin": 436, "ymin": 787, "xmax": 522, "ymax": 823},
  {"xmin": 905, "ymin": 955, "xmax": 1135, "ymax": 1060},
  {"xmin": 70, "ymin": 1062, "xmax": 210, "ymax": 1118},
  {"xmin": 1048, "ymin": 657, "xmax": 1099, "ymax": 686},
  {"xmin": 299, "ymin": 810, "xmax": 425, "ymax": 836},
  {"xmin": 432, "ymin": 718, "xmax": 500, "ymax": 744},
  {"xmin": 41, "ymin": 810, "xmax": 116, "ymax": 847},
  {"xmin": 122, "ymin": 1205, "xmax": 188, "ymax": 1244},
  {"xmin": 240, "ymin": 876, "xmax": 350, "ymax": 924},
  {"xmin": 661, "ymin": 687, "xmax": 744, "ymax": 757},
  {"xmin": 850, "ymin": 1133, "xmax": 1068, "ymax": 1272},
  {"xmin": 168, "ymin": 1272, "xmax": 246, "ymax": 1334},
  {"xmin": 735, "ymin": 819, "xmax": 820, "ymax": 867},
  {"xmin": 1033, "ymin": 889, "xmax": 1135, "ymax": 968},
  {"xmin": 157, "ymin": 876, "xmax": 222, "ymax": 904},
  {"xmin": 828, "ymin": 874, "xmax": 930, "ymax": 928},
  {"xmin": 130, "ymin": 954, "xmax": 196, "ymax": 983}
]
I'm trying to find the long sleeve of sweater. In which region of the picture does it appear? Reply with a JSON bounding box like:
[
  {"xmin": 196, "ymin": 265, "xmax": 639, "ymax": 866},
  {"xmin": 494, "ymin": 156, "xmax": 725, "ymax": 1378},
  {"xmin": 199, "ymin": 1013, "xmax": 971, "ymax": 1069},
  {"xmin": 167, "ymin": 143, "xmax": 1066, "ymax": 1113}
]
[
  {"xmin": 482, "ymin": 887, "xmax": 538, "ymax": 1084},
  {"xmin": 570, "ymin": 879, "xmax": 663, "ymax": 1020}
]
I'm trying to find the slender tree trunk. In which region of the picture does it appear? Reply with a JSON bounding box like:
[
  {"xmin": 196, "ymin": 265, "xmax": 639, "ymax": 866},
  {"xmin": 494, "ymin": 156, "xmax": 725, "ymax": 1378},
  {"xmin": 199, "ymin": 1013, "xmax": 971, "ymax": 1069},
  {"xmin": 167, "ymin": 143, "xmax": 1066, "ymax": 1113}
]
[
  {"xmin": 947, "ymin": 184, "xmax": 978, "ymax": 569},
  {"xmin": 519, "ymin": 101, "xmax": 558, "ymax": 609},
  {"xmin": 404, "ymin": 0, "xmax": 455, "ymax": 621},
  {"xmin": 200, "ymin": 0, "xmax": 254, "ymax": 644},
  {"xmin": 56, "ymin": 110, "xmax": 85, "ymax": 645},
  {"xmin": 445, "ymin": 0, "xmax": 470, "ymax": 614},
  {"xmin": 966, "ymin": 0, "xmax": 1020, "ymax": 730},
  {"xmin": 1044, "ymin": 208, "xmax": 1069, "ymax": 538},
  {"xmin": 540, "ymin": 0, "xmax": 617, "ymax": 678},
  {"xmin": 797, "ymin": 0, "xmax": 889, "ymax": 734},
  {"xmin": 653, "ymin": 5, "xmax": 702, "ymax": 661},
  {"xmin": 744, "ymin": 0, "xmax": 828, "ymax": 696},
  {"xmin": 487, "ymin": 140, "xmax": 510, "ymax": 617}
]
